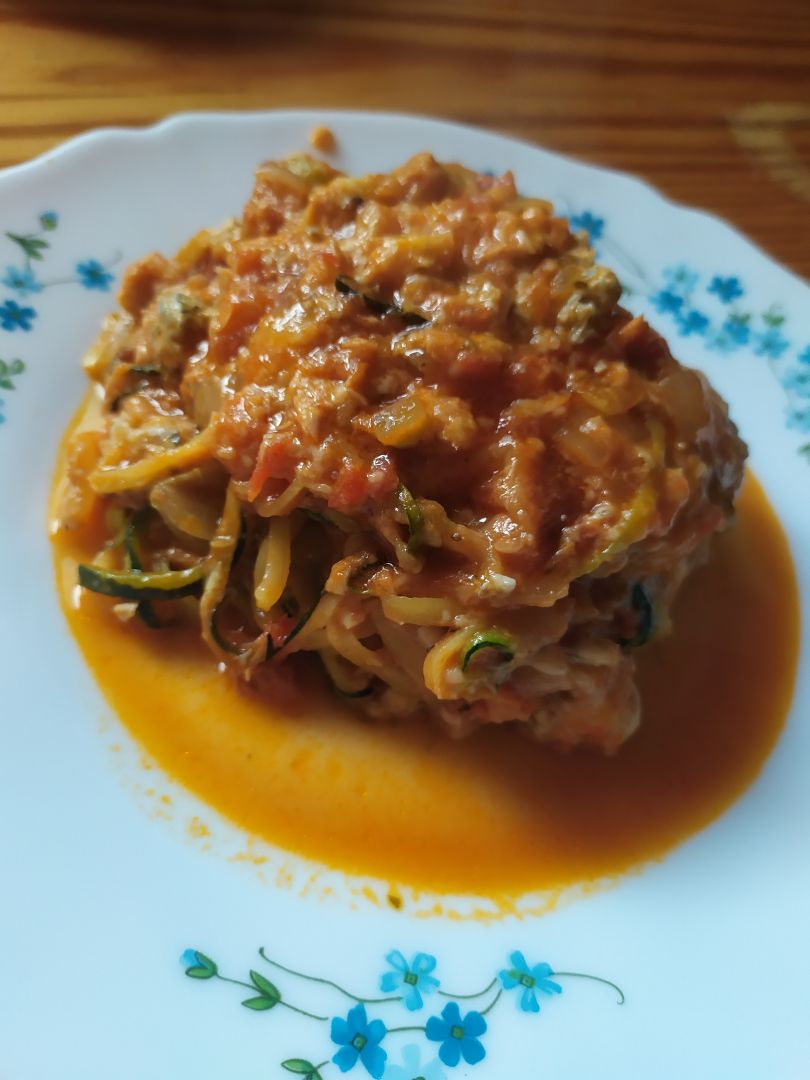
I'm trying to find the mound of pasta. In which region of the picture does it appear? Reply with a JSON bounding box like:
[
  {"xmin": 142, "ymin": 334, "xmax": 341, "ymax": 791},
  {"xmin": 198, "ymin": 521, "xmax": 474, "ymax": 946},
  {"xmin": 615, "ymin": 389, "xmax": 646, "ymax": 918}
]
[{"xmin": 57, "ymin": 151, "xmax": 746, "ymax": 752}]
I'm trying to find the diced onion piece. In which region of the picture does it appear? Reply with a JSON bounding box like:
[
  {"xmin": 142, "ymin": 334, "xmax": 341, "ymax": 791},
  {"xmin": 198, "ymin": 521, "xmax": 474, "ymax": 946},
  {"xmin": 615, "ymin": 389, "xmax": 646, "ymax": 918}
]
[
  {"xmin": 360, "ymin": 395, "xmax": 430, "ymax": 448},
  {"xmin": 657, "ymin": 369, "xmax": 710, "ymax": 440},
  {"xmin": 554, "ymin": 417, "xmax": 613, "ymax": 469},
  {"xmin": 150, "ymin": 467, "xmax": 225, "ymax": 540},
  {"xmin": 381, "ymin": 595, "xmax": 459, "ymax": 627}
]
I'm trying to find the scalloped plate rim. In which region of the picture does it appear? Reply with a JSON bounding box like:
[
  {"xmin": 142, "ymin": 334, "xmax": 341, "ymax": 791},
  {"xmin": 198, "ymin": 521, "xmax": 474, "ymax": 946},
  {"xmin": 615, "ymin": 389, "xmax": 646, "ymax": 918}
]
[
  {"xmin": 1, "ymin": 107, "xmax": 808, "ymax": 298},
  {"xmin": 2, "ymin": 109, "xmax": 809, "ymax": 1080}
]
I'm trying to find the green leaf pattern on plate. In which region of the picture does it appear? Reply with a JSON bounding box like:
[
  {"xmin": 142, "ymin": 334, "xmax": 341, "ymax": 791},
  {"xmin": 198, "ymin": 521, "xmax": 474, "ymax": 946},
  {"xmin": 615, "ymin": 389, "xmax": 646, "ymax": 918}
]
[
  {"xmin": 1, "ymin": 212, "xmax": 118, "ymax": 426},
  {"xmin": 179, "ymin": 945, "xmax": 624, "ymax": 1078}
]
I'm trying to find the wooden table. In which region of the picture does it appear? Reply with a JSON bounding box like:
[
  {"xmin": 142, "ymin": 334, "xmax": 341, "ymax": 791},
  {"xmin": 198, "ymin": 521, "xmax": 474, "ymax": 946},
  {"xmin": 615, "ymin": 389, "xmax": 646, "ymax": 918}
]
[{"xmin": 1, "ymin": 0, "xmax": 809, "ymax": 278}]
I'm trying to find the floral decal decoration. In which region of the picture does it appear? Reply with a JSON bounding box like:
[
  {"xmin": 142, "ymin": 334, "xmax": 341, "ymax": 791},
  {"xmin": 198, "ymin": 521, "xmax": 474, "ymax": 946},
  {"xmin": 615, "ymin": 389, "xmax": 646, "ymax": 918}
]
[
  {"xmin": 0, "ymin": 211, "xmax": 117, "ymax": 424},
  {"xmin": 498, "ymin": 950, "xmax": 561, "ymax": 1013},
  {"xmin": 180, "ymin": 945, "xmax": 624, "ymax": 1078},
  {"xmin": 380, "ymin": 951, "xmax": 440, "ymax": 1011},
  {"xmin": 568, "ymin": 209, "xmax": 810, "ymax": 459}
]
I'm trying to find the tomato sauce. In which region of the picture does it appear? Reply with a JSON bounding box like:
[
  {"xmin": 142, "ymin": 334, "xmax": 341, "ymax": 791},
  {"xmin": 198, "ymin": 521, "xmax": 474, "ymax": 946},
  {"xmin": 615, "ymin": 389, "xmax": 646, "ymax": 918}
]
[{"xmin": 51, "ymin": 469, "xmax": 799, "ymax": 898}]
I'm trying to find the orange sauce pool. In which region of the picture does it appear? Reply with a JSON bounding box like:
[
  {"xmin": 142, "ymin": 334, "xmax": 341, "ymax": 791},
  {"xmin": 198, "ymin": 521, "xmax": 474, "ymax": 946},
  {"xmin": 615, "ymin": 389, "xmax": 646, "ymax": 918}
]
[{"xmin": 51, "ymin": 469, "xmax": 799, "ymax": 898}]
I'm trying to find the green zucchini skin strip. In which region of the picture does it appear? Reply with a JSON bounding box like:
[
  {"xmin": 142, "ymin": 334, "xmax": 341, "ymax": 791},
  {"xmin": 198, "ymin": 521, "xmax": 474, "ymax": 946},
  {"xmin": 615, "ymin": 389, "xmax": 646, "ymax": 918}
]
[
  {"xmin": 337, "ymin": 684, "xmax": 374, "ymax": 699},
  {"xmin": 209, "ymin": 601, "xmax": 247, "ymax": 656},
  {"xmin": 303, "ymin": 507, "xmax": 357, "ymax": 533},
  {"xmin": 124, "ymin": 509, "xmax": 162, "ymax": 628},
  {"xmin": 78, "ymin": 562, "xmax": 205, "ymax": 601},
  {"xmin": 462, "ymin": 630, "xmax": 515, "ymax": 672},
  {"xmin": 232, "ymin": 515, "xmax": 247, "ymax": 568},
  {"xmin": 124, "ymin": 514, "xmax": 146, "ymax": 570},
  {"xmin": 268, "ymin": 590, "xmax": 324, "ymax": 660},
  {"xmin": 212, "ymin": 588, "xmax": 319, "ymax": 664},
  {"xmin": 335, "ymin": 275, "xmax": 428, "ymax": 326},
  {"xmin": 396, "ymin": 485, "xmax": 424, "ymax": 552},
  {"xmin": 621, "ymin": 582, "xmax": 655, "ymax": 648}
]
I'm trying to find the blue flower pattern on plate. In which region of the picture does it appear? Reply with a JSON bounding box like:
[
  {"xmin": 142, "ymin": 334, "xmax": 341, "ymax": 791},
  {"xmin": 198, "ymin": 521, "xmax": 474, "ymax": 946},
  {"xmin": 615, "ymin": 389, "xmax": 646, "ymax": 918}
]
[
  {"xmin": 3, "ymin": 266, "xmax": 43, "ymax": 296},
  {"xmin": 662, "ymin": 264, "xmax": 699, "ymax": 296},
  {"xmin": 568, "ymin": 210, "xmax": 604, "ymax": 242},
  {"xmin": 753, "ymin": 327, "xmax": 790, "ymax": 359},
  {"xmin": 572, "ymin": 213, "xmax": 810, "ymax": 439},
  {"xmin": 708, "ymin": 275, "xmax": 744, "ymax": 303},
  {"xmin": 650, "ymin": 289, "xmax": 683, "ymax": 315},
  {"xmin": 782, "ymin": 369, "xmax": 810, "ymax": 398},
  {"xmin": 676, "ymin": 309, "xmax": 709, "ymax": 336},
  {"xmin": 498, "ymin": 950, "xmax": 562, "ymax": 1013},
  {"xmin": 76, "ymin": 259, "xmax": 115, "ymax": 291},
  {"xmin": 425, "ymin": 1002, "xmax": 486, "ymax": 1068},
  {"xmin": 180, "ymin": 944, "xmax": 623, "ymax": 1078},
  {"xmin": 1, "ymin": 212, "xmax": 116, "ymax": 425},
  {"xmin": 331, "ymin": 1003, "xmax": 388, "ymax": 1078},
  {"xmin": 0, "ymin": 299, "xmax": 36, "ymax": 332},
  {"xmin": 719, "ymin": 313, "xmax": 751, "ymax": 348},
  {"xmin": 383, "ymin": 1043, "xmax": 446, "ymax": 1080},
  {"xmin": 380, "ymin": 951, "xmax": 440, "ymax": 1011}
]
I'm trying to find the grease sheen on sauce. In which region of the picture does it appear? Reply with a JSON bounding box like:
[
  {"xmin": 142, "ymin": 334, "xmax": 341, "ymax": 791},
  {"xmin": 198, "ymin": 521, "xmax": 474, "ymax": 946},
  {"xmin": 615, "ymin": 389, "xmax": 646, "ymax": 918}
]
[{"xmin": 52, "ymin": 472, "xmax": 798, "ymax": 898}]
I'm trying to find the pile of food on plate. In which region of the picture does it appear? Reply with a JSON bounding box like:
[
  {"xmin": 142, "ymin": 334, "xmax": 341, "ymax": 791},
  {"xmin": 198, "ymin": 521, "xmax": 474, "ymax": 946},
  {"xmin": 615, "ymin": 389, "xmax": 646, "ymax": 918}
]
[{"xmin": 56, "ymin": 151, "xmax": 746, "ymax": 752}]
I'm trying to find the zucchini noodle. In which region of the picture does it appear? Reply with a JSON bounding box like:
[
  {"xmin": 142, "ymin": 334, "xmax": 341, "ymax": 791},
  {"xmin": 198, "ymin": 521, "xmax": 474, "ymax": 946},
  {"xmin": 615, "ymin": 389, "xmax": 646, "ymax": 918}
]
[
  {"xmin": 57, "ymin": 151, "xmax": 747, "ymax": 752},
  {"xmin": 89, "ymin": 427, "xmax": 216, "ymax": 494},
  {"xmin": 254, "ymin": 518, "xmax": 292, "ymax": 612},
  {"xmin": 200, "ymin": 483, "xmax": 246, "ymax": 661}
]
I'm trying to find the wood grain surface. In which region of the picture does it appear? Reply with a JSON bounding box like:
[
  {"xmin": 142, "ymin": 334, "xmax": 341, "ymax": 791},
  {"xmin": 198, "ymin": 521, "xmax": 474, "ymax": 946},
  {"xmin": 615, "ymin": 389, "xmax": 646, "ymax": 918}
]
[{"xmin": 1, "ymin": 0, "xmax": 809, "ymax": 278}]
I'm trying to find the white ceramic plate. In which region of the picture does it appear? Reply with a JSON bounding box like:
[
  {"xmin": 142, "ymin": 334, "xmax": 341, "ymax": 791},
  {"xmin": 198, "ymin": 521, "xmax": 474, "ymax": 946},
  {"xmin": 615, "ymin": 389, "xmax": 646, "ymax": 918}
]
[{"xmin": 2, "ymin": 111, "xmax": 809, "ymax": 1080}]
